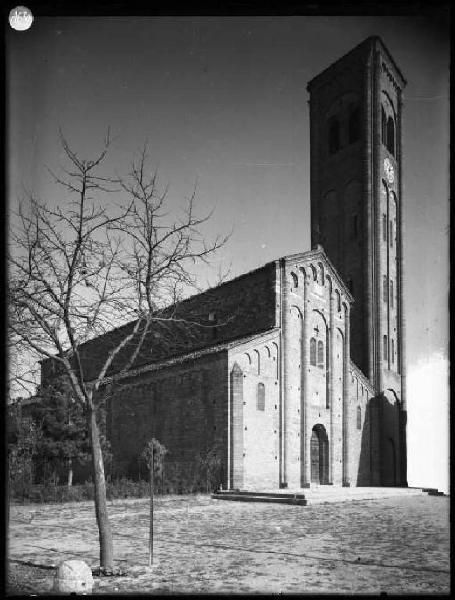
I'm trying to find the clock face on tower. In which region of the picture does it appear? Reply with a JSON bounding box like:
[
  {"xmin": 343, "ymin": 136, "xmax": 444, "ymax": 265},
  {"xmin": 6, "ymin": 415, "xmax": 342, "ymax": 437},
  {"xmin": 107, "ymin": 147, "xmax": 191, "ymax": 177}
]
[{"xmin": 383, "ymin": 158, "xmax": 395, "ymax": 184}]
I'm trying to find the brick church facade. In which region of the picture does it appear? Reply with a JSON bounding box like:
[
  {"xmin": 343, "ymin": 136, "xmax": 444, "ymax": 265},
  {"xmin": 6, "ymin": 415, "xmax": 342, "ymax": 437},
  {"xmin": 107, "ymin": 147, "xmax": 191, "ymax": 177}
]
[{"xmin": 41, "ymin": 36, "xmax": 407, "ymax": 490}]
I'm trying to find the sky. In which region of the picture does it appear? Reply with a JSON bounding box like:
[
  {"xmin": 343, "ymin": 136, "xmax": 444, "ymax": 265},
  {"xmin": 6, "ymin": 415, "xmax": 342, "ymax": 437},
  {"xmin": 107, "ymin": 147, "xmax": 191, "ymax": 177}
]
[{"xmin": 7, "ymin": 15, "xmax": 450, "ymax": 492}]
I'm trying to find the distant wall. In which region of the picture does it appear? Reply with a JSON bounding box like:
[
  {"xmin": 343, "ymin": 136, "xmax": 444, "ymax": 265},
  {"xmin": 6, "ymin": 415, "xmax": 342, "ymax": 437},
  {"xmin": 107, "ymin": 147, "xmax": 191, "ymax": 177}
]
[
  {"xmin": 228, "ymin": 331, "xmax": 281, "ymax": 490},
  {"xmin": 347, "ymin": 363, "xmax": 376, "ymax": 486},
  {"xmin": 105, "ymin": 351, "xmax": 229, "ymax": 492}
]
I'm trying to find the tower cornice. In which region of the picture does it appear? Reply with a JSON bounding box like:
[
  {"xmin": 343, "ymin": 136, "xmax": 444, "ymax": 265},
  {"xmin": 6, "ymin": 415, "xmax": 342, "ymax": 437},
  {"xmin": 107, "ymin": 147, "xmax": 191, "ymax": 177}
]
[{"xmin": 307, "ymin": 36, "xmax": 406, "ymax": 95}]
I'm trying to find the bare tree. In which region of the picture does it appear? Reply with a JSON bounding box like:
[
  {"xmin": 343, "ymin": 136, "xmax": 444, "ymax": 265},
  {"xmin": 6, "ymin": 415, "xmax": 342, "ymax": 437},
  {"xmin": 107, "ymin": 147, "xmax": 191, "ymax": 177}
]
[
  {"xmin": 7, "ymin": 274, "xmax": 42, "ymax": 400},
  {"xmin": 112, "ymin": 145, "xmax": 229, "ymax": 349},
  {"xmin": 8, "ymin": 134, "xmax": 228, "ymax": 569}
]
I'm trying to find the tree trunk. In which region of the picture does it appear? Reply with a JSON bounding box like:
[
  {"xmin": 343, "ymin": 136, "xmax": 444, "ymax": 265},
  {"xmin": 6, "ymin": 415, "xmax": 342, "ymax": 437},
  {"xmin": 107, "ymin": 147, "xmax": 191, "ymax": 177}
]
[
  {"xmin": 67, "ymin": 458, "xmax": 73, "ymax": 487},
  {"xmin": 88, "ymin": 405, "xmax": 114, "ymax": 569}
]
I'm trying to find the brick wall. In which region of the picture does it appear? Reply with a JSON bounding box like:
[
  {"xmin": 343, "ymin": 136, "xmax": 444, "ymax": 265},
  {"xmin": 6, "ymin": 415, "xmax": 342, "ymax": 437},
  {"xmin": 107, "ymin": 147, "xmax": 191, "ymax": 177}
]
[
  {"xmin": 281, "ymin": 250, "xmax": 351, "ymax": 487},
  {"xmin": 229, "ymin": 331, "xmax": 281, "ymax": 490},
  {"xmin": 229, "ymin": 363, "xmax": 244, "ymax": 489},
  {"xmin": 308, "ymin": 37, "xmax": 404, "ymax": 387},
  {"xmin": 105, "ymin": 351, "xmax": 229, "ymax": 491},
  {"xmin": 308, "ymin": 39, "xmax": 371, "ymax": 376},
  {"xmin": 347, "ymin": 362, "xmax": 377, "ymax": 486},
  {"xmin": 347, "ymin": 362, "xmax": 404, "ymax": 487}
]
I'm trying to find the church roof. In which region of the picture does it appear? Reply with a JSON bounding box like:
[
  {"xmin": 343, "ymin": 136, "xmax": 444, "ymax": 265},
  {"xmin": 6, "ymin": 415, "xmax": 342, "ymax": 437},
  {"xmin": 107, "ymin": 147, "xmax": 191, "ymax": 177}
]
[
  {"xmin": 42, "ymin": 260, "xmax": 279, "ymax": 383},
  {"xmin": 94, "ymin": 328, "xmax": 281, "ymax": 386},
  {"xmin": 41, "ymin": 245, "xmax": 354, "ymax": 385}
]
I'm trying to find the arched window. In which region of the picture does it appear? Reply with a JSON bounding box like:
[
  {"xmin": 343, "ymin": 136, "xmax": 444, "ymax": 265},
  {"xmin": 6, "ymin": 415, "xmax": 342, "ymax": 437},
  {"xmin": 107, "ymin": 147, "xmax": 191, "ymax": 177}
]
[
  {"xmin": 311, "ymin": 264, "xmax": 317, "ymax": 281},
  {"xmin": 381, "ymin": 106, "xmax": 387, "ymax": 145},
  {"xmin": 382, "ymin": 214, "xmax": 387, "ymax": 242},
  {"xmin": 291, "ymin": 272, "xmax": 298, "ymax": 288},
  {"xmin": 318, "ymin": 262, "xmax": 325, "ymax": 285},
  {"xmin": 348, "ymin": 106, "xmax": 361, "ymax": 143},
  {"xmin": 383, "ymin": 275, "xmax": 388, "ymax": 303},
  {"xmin": 391, "ymin": 339, "xmax": 395, "ymax": 364},
  {"xmin": 386, "ymin": 116, "xmax": 395, "ymax": 155},
  {"xmin": 328, "ymin": 116, "xmax": 340, "ymax": 154},
  {"xmin": 257, "ymin": 383, "xmax": 265, "ymax": 411},
  {"xmin": 317, "ymin": 340, "xmax": 324, "ymax": 368},
  {"xmin": 357, "ymin": 406, "xmax": 362, "ymax": 430},
  {"xmin": 390, "ymin": 280, "xmax": 394, "ymax": 308},
  {"xmin": 389, "ymin": 220, "xmax": 393, "ymax": 247},
  {"xmin": 335, "ymin": 289, "xmax": 341, "ymax": 312},
  {"xmin": 383, "ymin": 335, "xmax": 388, "ymax": 361},
  {"xmin": 310, "ymin": 338, "xmax": 317, "ymax": 366},
  {"xmin": 254, "ymin": 349, "xmax": 260, "ymax": 375}
]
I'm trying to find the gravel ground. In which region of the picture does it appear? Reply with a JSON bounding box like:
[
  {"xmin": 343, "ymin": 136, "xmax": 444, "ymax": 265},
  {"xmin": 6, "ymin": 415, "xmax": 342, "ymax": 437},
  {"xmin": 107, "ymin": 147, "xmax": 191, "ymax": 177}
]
[
  {"xmin": 7, "ymin": 493, "xmax": 450, "ymax": 595},
  {"xmin": 7, "ymin": 562, "xmax": 54, "ymax": 596}
]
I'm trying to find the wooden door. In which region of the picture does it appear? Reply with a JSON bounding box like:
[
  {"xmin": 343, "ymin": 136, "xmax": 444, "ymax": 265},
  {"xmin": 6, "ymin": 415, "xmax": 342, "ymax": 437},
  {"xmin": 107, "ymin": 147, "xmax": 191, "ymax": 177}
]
[
  {"xmin": 310, "ymin": 429, "xmax": 320, "ymax": 483},
  {"xmin": 319, "ymin": 431, "xmax": 329, "ymax": 485}
]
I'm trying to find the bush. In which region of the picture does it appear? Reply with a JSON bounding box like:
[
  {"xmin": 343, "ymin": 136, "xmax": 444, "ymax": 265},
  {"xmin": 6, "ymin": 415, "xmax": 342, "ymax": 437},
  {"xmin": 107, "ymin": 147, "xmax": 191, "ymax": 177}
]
[
  {"xmin": 8, "ymin": 465, "xmax": 219, "ymax": 504},
  {"xmin": 9, "ymin": 479, "xmax": 34, "ymax": 503},
  {"xmin": 106, "ymin": 477, "xmax": 149, "ymax": 500},
  {"xmin": 9, "ymin": 482, "xmax": 91, "ymax": 504}
]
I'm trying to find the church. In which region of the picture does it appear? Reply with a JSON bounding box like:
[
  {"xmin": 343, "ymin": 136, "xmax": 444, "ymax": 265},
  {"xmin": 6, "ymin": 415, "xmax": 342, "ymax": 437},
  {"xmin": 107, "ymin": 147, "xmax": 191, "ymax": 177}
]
[{"xmin": 42, "ymin": 36, "xmax": 408, "ymax": 491}]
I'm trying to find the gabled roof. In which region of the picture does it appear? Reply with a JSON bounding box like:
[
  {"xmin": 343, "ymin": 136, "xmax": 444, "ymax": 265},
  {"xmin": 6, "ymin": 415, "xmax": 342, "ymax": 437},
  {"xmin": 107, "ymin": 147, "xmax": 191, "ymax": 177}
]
[
  {"xmin": 42, "ymin": 260, "xmax": 278, "ymax": 383},
  {"xmin": 96, "ymin": 327, "xmax": 281, "ymax": 386},
  {"xmin": 281, "ymin": 244, "xmax": 355, "ymax": 303}
]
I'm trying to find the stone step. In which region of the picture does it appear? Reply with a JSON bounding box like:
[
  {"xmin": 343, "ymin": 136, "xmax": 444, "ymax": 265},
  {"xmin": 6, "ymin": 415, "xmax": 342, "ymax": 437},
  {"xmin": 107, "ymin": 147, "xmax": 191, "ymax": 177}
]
[
  {"xmin": 212, "ymin": 487, "xmax": 435, "ymax": 506},
  {"xmin": 302, "ymin": 488, "xmax": 426, "ymax": 500},
  {"xmin": 215, "ymin": 490, "xmax": 307, "ymax": 500},
  {"xmin": 211, "ymin": 493, "xmax": 307, "ymax": 505}
]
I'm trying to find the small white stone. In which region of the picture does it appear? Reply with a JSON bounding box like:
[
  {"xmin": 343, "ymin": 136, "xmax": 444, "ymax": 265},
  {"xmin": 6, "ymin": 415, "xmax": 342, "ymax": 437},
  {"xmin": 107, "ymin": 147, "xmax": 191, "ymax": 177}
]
[{"xmin": 54, "ymin": 559, "xmax": 94, "ymax": 594}]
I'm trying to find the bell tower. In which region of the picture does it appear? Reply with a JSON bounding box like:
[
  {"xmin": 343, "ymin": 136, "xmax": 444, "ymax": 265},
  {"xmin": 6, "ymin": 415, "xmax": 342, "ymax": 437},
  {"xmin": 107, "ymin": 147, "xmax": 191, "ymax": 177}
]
[{"xmin": 307, "ymin": 37, "xmax": 406, "ymax": 413}]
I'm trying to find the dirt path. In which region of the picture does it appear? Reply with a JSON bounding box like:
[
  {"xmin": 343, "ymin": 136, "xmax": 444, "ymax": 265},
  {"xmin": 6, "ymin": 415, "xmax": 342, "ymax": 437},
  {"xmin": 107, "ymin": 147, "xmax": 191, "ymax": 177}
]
[{"xmin": 8, "ymin": 494, "xmax": 450, "ymax": 594}]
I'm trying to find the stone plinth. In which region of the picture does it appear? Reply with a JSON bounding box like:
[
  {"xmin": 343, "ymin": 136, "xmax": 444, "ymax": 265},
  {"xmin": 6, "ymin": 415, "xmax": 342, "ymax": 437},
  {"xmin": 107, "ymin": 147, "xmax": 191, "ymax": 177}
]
[{"xmin": 53, "ymin": 559, "xmax": 94, "ymax": 594}]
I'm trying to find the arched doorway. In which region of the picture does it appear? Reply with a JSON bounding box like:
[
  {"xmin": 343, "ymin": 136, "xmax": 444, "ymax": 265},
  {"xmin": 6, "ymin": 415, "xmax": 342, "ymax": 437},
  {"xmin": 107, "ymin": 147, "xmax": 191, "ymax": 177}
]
[{"xmin": 310, "ymin": 424, "xmax": 329, "ymax": 484}]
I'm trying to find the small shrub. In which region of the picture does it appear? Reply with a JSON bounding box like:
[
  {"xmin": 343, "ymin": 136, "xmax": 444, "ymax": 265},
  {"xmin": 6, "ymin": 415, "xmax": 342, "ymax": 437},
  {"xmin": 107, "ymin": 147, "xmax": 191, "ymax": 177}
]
[
  {"xmin": 62, "ymin": 485, "xmax": 89, "ymax": 503},
  {"xmin": 82, "ymin": 480, "xmax": 95, "ymax": 501},
  {"xmin": 9, "ymin": 479, "xmax": 33, "ymax": 502},
  {"xmin": 106, "ymin": 478, "xmax": 150, "ymax": 500}
]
